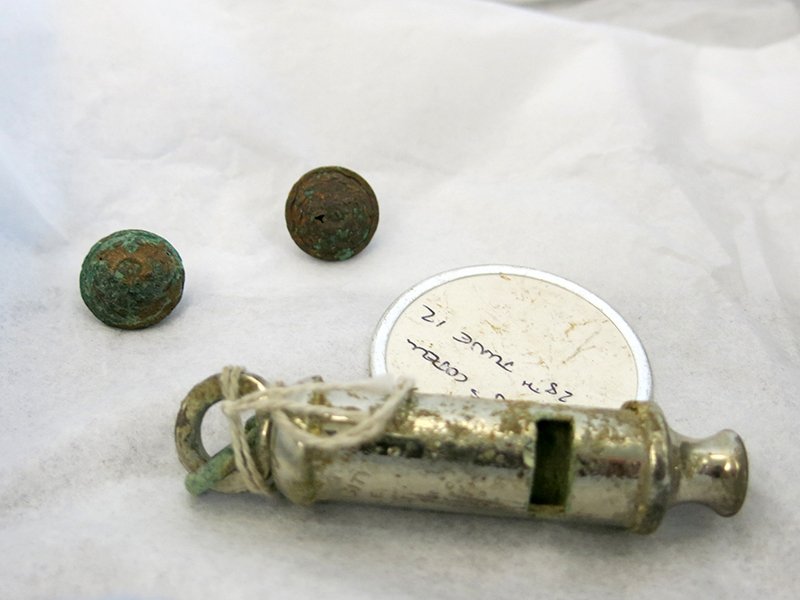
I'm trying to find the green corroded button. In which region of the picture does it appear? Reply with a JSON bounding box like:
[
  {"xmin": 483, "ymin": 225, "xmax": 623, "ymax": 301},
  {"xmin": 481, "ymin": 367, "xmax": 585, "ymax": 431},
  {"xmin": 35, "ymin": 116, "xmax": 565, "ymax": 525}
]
[
  {"xmin": 285, "ymin": 166, "xmax": 379, "ymax": 261},
  {"xmin": 79, "ymin": 229, "xmax": 185, "ymax": 329}
]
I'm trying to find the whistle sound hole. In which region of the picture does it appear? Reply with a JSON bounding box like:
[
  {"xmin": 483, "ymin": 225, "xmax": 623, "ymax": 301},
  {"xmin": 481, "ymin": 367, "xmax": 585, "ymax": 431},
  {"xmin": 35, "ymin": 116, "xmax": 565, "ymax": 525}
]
[{"xmin": 530, "ymin": 419, "xmax": 573, "ymax": 508}]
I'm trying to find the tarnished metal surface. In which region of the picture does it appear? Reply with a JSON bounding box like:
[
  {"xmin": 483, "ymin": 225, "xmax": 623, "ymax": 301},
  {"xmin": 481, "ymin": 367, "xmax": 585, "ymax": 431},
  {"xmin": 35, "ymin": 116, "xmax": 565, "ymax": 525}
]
[
  {"xmin": 285, "ymin": 166, "xmax": 379, "ymax": 261},
  {"xmin": 79, "ymin": 229, "xmax": 185, "ymax": 329},
  {"xmin": 175, "ymin": 374, "xmax": 748, "ymax": 534},
  {"xmin": 174, "ymin": 372, "xmax": 269, "ymax": 494}
]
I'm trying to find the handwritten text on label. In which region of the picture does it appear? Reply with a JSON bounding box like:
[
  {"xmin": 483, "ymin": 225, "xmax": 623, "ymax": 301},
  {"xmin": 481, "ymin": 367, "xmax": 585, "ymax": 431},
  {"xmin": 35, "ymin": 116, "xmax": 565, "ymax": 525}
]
[{"xmin": 406, "ymin": 304, "xmax": 575, "ymax": 403}]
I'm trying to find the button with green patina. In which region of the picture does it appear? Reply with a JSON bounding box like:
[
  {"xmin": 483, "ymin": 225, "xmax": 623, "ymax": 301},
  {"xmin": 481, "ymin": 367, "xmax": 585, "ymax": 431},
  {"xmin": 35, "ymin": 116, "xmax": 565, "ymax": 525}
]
[
  {"xmin": 285, "ymin": 166, "xmax": 379, "ymax": 261},
  {"xmin": 79, "ymin": 229, "xmax": 185, "ymax": 329}
]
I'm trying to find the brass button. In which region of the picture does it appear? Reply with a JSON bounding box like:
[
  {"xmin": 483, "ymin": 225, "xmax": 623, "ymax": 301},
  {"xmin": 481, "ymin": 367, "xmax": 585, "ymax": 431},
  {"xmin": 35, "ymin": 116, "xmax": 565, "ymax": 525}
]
[
  {"xmin": 285, "ymin": 166, "xmax": 379, "ymax": 261},
  {"xmin": 79, "ymin": 229, "xmax": 185, "ymax": 329}
]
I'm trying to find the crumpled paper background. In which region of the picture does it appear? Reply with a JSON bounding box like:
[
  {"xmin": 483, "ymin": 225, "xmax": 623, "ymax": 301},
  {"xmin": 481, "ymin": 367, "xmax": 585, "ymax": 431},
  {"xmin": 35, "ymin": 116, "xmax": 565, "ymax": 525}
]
[{"xmin": 1, "ymin": 1, "xmax": 799, "ymax": 598}]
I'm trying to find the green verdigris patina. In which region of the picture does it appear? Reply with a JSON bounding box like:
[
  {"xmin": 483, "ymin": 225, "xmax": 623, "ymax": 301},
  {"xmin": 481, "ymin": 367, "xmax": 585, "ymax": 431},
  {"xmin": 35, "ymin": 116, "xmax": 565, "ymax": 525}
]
[{"xmin": 79, "ymin": 229, "xmax": 185, "ymax": 329}]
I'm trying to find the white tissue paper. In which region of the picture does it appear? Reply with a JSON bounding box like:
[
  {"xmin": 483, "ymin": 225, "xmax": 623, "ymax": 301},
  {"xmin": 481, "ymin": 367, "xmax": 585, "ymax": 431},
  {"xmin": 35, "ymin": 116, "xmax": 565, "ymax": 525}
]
[{"xmin": 1, "ymin": 1, "xmax": 799, "ymax": 598}]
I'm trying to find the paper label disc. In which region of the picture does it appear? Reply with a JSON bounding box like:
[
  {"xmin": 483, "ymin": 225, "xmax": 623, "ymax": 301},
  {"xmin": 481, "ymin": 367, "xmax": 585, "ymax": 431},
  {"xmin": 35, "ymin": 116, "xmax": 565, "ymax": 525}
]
[{"xmin": 370, "ymin": 266, "xmax": 651, "ymax": 408}]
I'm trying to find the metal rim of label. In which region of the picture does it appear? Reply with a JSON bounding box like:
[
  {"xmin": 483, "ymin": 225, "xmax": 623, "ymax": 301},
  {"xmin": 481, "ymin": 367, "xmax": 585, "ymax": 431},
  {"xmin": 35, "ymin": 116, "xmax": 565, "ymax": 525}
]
[{"xmin": 370, "ymin": 264, "xmax": 653, "ymax": 402}]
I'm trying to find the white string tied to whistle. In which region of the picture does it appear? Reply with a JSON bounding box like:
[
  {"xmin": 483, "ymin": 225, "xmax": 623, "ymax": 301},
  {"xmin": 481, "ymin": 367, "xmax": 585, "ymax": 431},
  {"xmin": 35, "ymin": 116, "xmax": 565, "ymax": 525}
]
[{"xmin": 218, "ymin": 366, "xmax": 415, "ymax": 496}]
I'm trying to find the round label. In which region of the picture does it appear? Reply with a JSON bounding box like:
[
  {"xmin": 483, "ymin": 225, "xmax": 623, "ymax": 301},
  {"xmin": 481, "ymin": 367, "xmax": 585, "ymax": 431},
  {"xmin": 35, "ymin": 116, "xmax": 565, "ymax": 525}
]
[{"xmin": 370, "ymin": 266, "xmax": 651, "ymax": 408}]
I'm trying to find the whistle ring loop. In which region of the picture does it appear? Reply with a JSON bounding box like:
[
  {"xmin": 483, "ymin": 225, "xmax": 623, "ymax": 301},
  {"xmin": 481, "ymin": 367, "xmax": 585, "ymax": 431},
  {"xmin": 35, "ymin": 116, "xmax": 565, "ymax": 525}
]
[{"xmin": 174, "ymin": 371, "xmax": 268, "ymax": 494}]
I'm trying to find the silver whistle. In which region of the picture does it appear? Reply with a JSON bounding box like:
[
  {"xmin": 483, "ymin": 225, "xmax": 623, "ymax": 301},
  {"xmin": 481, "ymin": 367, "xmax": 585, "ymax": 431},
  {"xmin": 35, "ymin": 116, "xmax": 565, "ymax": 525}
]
[{"xmin": 175, "ymin": 370, "xmax": 747, "ymax": 534}]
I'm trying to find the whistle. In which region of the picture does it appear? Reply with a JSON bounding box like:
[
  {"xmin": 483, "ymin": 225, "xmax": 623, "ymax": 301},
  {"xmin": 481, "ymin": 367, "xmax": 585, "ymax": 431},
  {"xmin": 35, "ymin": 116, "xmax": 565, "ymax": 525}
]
[{"xmin": 175, "ymin": 371, "xmax": 747, "ymax": 534}]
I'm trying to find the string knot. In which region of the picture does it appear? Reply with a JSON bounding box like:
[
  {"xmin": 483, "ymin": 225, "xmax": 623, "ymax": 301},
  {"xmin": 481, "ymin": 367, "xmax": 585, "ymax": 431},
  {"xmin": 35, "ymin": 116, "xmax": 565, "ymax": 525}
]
[{"xmin": 219, "ymin": 366, "xmax": 414, "ymax": 496}]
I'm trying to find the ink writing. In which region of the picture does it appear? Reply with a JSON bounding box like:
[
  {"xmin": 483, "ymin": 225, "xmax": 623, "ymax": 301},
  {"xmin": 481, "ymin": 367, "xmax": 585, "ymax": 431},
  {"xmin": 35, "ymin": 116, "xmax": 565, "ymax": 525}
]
[
  {"xmin": 452, "ymin": 330, "xmax": 514, "ymax": 372},
  {"xmin": 471, "ymin": 388, "xmax": 506, "ymax": 400},
  {"xmin": 408, "ymin": 303, "xmax": 576, "ymax": 404},
  {"xmin": 522, "ymin": 380, "xmax": 573, "ymax": 403},
  {"xmin": 421, "ymin": 304, "xmax": 447, "ymax": 327},
  {"xmin": 406, "ymin": 338, "xmax": 468, "ymax": 383}
]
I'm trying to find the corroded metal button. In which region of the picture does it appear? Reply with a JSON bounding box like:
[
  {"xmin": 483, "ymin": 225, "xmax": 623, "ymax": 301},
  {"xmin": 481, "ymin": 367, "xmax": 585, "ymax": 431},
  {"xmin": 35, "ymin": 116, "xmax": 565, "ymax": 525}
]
[
  {"xmin": 79, "ymin": 229, "xmax": 185, "ymax": 329},
  {"xmin": 285, "ymin": 166, "xmax": 379, "ymax": 261}
]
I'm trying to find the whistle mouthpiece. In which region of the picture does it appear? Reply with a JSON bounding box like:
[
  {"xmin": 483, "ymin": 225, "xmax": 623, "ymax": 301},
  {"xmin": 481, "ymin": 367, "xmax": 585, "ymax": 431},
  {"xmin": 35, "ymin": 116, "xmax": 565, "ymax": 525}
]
[{"xmin": 670, "ymin": 429, "xmax": 748, "ymax": 517}]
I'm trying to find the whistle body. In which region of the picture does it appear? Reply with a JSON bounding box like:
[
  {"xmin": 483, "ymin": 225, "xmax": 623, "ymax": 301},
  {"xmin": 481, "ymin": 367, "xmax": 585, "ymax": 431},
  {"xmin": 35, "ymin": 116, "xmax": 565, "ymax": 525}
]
[{"xmin": 261, "ymin": 393, "xmax": 746, "ymax": 534}]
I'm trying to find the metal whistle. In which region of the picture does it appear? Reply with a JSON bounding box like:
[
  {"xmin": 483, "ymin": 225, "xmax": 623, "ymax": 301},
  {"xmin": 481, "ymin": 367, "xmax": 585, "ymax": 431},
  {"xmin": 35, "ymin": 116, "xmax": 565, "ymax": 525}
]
[{"xmin": 175, "ymin": 372, "xmax": 747, "ymax": 534}]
